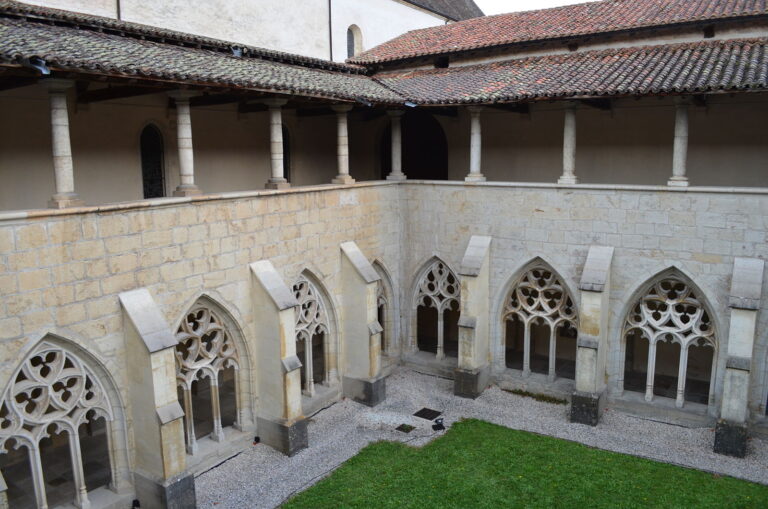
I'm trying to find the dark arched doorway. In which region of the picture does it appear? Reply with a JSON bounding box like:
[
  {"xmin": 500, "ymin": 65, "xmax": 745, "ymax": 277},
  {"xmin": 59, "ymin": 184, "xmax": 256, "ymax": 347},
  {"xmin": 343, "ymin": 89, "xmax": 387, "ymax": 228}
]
[
  {"xmin": 380, "ymin": 110, "xmax": 448, "ymax": 180},
  {"xmin": 140, "ymin": 124, "xmax": 165, "ymax": 199}
]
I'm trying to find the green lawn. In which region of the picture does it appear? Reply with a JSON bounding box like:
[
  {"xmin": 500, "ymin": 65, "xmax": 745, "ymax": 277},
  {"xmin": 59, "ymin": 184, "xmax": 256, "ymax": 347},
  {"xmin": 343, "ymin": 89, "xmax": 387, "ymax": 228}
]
[{"xmin": 285, "ymin": 419, "xmax": 768, "ymax": 508}]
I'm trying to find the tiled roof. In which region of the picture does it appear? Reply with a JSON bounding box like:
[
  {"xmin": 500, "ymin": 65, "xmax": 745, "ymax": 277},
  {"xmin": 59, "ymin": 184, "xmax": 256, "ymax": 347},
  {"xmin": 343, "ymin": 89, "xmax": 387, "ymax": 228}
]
[
  {"xmin": 375, "ymin": 38, "xmax": 768, "ymax": 104},
  {"xmin": 405, "ymin": 0, "xmax": 484, "ymax": 21},
  {"xmin": 0, "ymin": 16, "xmax": 402, "ymax": 103},
  {"xmin": 0, "ymin": 0, "xmax": 361, "ymax": 73},
  {"xmin": 351, "ymin": 0, "xmax": 768, "ymax": 64}
]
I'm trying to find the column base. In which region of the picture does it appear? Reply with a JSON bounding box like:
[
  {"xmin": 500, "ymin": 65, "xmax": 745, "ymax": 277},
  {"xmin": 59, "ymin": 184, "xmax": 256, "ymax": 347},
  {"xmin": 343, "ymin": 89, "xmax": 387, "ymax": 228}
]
[
  {"xmin": 453, "ymin": 366, "xmax": 490, "ymax": 399},
  {"xmin": 332, "ymin": 175, "xmax": 356, "ymax": 185},
  {"xmin": 569, "ymin": 391, "xmax": 604, "ymax": 426},
  {"xmin": 343, "ymin": 375, "xmax": 386, "ymax": 407},
  {"xmin": 558, "ymin": 176, "xmax": 579, "ymax": 185},
  {"xmin": 265, "ymin": 179, "xmax": 291, "ymax": 190},
  {"xmin": 172, "ymin": 184, "xmax": 202, "ymax": 197},
  {"xmin": 667, "ymin": 177, "xmax": 689, "ymax": 187},
  {"xmin": 386, "ymin": 174, "xmax": 407, "ymax": 181},
  {"xmin": 256, "ymin": 416, "xmax": 308, "ymax": 457},
  {"xmin": 133, "ymin": 471, "xmax": 196, "ymax": 509},
  {"xmin": 464, "ymin": 174, "xmax": 486, "ymax": 183},
  {"xmin": 714, "ymin": 420, "xmax": 748, "ymax": 458},
  {"xmin": 48, "ymin": 193, "xmax": 84, "ymax": 209}
]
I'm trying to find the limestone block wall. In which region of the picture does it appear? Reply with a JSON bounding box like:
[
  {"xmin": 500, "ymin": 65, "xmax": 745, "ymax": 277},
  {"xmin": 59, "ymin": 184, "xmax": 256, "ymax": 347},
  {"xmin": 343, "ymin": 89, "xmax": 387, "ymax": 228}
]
[
  {"xmin": 0, "ymin": 183, "xmax": 402, "ymax": 478},
  {"xmin": 399, "ymin": 182, "xmax": 768, "ymax": 418}
]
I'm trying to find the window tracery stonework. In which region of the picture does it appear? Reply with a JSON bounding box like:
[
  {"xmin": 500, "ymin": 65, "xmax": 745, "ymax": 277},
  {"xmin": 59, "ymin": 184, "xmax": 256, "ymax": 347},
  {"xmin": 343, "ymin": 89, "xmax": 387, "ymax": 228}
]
[
  {"xmin": 503, "ymin": 266, "xmax": 578, "ymax": 378},
  {"xmin": 622, "ymin": 278, "xmax": 716, "ymax": 407},
  {"xmin": 293, "ymin": 277, "xmax": 329, "ymax": 395},
  {"xmin": 176, "ymin": 305, "xmax": 240, "ymax": 454},
  {"xmin": 414, "ymin": 260, "xmax": 460, "ymax": 360},
  {"xmin": 0, "ymin": 341, "xmax": 114, "ymax": 509},
  {"xmin": 376, "ymin": 281, "xmax": 388, "ymax": 353}
]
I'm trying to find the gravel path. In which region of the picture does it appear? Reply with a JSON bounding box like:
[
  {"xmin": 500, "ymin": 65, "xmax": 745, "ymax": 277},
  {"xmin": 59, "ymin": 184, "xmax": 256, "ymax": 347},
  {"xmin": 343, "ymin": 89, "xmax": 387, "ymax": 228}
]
[{"xmin": 195, "ymin": 368, "xmax": 768, "ymax": 508}]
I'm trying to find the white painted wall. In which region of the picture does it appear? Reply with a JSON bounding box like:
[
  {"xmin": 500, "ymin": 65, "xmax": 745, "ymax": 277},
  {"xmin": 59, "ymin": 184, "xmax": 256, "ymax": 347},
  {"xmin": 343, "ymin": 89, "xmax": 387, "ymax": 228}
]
[{"xmin": 23, "ymin": 0, "xmax": 447, "ymax": 61}]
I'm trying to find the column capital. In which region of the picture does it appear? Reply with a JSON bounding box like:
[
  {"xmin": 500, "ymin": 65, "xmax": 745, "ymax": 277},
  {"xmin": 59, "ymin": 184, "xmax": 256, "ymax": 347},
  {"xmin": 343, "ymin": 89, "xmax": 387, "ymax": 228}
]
[
  {"xmin": 263, "ymin": 97, "xmax": 289, "ymax": 108},
  {"xmin": 674, "ymin": 96, "xmax": 692, "ymax": 107},
  {"xmin": 167, "ymin": 90, "xmax": 197, "ymax": 102},
  {"xmin": 331, "ymin": 104, "xmax": 354, "ymax": 113},
  {"xmin": 387, "ymin": 109, "xmax": 405, "ymax": 118},
  {"xmin": 467, "ymin": 105, "xmax": 484, "ymax": 114},
  {"xmin": 44, "ymin": 78, "xmax": 75, "ymax": 93}
]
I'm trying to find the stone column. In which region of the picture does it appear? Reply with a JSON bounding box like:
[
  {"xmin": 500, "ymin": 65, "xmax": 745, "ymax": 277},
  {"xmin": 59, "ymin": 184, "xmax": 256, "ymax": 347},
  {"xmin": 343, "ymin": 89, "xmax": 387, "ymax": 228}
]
[
  {"xmin": 264, "ymin": 98, "xmax": 290, "ymax": 189},
  {"xmin": 570, "ymin": 246, "xmax": 614, "ymax": 426},
  {"xmin": 668, "ymin": 97, "xmax": 690, "ymax": 187},
  {"xmin": 119, "ymin": 288, "xmax": 196, "ymax": 509},
  {"xmin": 455, "ymin": 235, "xmax": 492, "ymax": 398},
  {"xmin": 169, "ymin": 91, "xmax": 202, "ymax": 197},
  {"xmin": 340, "ymin": 241, "xmax": 386, "ymax": 406},
  {"xmin": 386, "ymin": 110, "xmax": 406, "ymax": 181},
  {"xmin": 46, "ymin": 80, "xmax": 84, "ymax": 209},
  {"xmin": 466, "ymin": 106, "xmax": 486, "ymax": 182},
  {"xmin": 250, "ymin": 261, "xmax": 308, "ymax": 456},
  {"xmin": 715, "ymin": 257, "xmax": 765, "ymax": 457},
  {"xmin": 559, "ymin": 101, "xmax": 578, "ymax": 184},
  {"xmin": 332, "ymin": 105, "xmax": 355, "ymax": 184}
]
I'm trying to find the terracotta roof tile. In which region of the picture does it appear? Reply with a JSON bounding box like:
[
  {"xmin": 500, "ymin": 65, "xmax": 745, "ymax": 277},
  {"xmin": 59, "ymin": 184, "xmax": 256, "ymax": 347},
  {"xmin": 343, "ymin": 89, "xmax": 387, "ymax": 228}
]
[
  {"xmin": 375, "ymin": 38, "xmax": 768, "ymax": 104},
  {"xmin": 351, "ymin": 0, "xmax": 768, "ymax": 64},
  {"xmin": 405, "ymin": 0, "xmax": 484, "ymax": 21}
]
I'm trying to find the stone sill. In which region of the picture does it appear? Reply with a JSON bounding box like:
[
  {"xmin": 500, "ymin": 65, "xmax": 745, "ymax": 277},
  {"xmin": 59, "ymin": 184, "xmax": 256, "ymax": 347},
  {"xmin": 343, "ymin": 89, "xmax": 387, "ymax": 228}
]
[{"xmin": 1, "ymin": 179, "xmax": 767, "ymax": 223}]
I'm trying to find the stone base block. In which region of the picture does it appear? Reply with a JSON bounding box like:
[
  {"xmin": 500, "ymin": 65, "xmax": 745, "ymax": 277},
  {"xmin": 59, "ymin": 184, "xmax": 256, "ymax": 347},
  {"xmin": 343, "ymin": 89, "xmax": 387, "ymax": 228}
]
[
  {"xmin": 257, "ymin": 416, "xmax": 308, "ymax": 457},
  {"xmin": 172, "ymin": 184, "xmax": 202, "ymax": 197},
  {"xmin": 557, "ymin": 176, "xmax": 578, "ymax": 185},
  {"xmin": 133, "ymin": 472, "xmax": 196, "ymax": 509},
  {"xmin": 48, "ymin": 193, "xmax": 84, "ymax": 209},
  {"xmin": 667, "ymin": 177, "xmax": 689, "ymax": 187},
  {"xmin": 464, "ymin": 174, "xmax": 486, "ymax": 182},
  {"xmin": 343, "ymin": 375, "xmax": 386, "ymax": 407},
  {"xmin": 569, "ymin": 391, "xmax": 604, "ymax": 426},
  {"xmin": 332, "ymin": 175, "xmax": 356, "ymax": 185},
  {"xmin": 265, "ymin": 179, "xmax": 291, "ymax": 190},
  {"xmin": 714, "ymin": 420, "xmax": 748, "ymax": 458},
  {"xmin": 386, "ymin": 174, "xmax": 407, "ymax": 181},
  {"xmin": 453, "ymin": 366, "xmax": 490, "ymax": 399}
]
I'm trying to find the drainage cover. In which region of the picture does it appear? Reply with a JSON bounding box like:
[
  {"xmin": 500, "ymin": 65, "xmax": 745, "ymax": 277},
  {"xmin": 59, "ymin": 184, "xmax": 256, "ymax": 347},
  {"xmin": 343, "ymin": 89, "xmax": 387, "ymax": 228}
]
[
  {"xmin": 413, "ymin": 407, "xmax": 442, "ymax": 421},
  {"xmin": 396, "ymin": 424, "xmax": 415, "ymax": 433}
]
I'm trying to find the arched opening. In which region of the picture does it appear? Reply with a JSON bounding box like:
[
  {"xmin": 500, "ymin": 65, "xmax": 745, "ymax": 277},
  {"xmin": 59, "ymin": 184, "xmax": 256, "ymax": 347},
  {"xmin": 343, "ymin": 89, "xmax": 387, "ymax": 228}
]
[
  {"xmin": 377, "ymin": 297, "xmax": 386, "ymax": 353},
  {"xmin": 282, "ymin": 125, "xmax": 291, "ymax": 183},
  {"xmin": 0, "ymin": 341, "xmax": 117, "ymax": 509},
  {"xmin": 373, "ymin": 261, "xmax": 397, "ymax": 356},
  {"xmin": 140, "ymin": 124, "xmax": 165, "ymax": 199},
  {"xmin": 414, "ymin": 259, "xmax": 460, "ymax": 360},
  {"xmin": 347, "ymin": 25, "xmax": 362, "ymax": 58},
  {"xmin": 175, "ymin": 304, "xmax": 242, "ymax": 454},
  {"xmin": 621, "ymin": 277, "xmax": 716, "ymax": 408},
  {"xmin": 502, "ymin": 264, "xmax": 578, "ymax": 380},
  {"xmin": 293, "ymin": 276, "xmax": 331, "ymax": 396},
  {"xmin": 380, "ymin": 110, "xmax": 449, "ymax": 180}
]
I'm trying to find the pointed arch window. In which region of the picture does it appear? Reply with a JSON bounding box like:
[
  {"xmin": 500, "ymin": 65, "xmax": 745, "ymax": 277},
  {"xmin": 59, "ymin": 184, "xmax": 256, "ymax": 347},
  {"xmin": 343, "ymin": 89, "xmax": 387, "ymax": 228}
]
[
  {"xmin": 140, "ymin": 124, "xmax": 165, "ymax": 199},
  {"xmin": 176, "ymin": 305, "xmax": 240, "ymax": 455},
  {"xmin": 0, "ymin": 342, "xmax": 115, "ymax": 509},
  {"xmin": 415, "ymin": 260, "xmax": 460, "ymax": 360},
  {"xmin": 503, "ymin": 265, "xmax": 578, "ymax": 380},
  {"xmin": 293, "ymin": 277, "xmax": 329, "ymax": 396},
  {"xmin": 622, "ymin": 277, "xmax": 716, "ymax": 407}
]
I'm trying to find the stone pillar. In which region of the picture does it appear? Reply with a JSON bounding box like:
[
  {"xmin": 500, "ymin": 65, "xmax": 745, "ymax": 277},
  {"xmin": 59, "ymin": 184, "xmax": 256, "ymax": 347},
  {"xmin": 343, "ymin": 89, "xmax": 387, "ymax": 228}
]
[
  {"xmin": 331, "ymin": 105, "xmax": 355, "ymax": 184},
  {"xmin": 559, "ymin": 101, "xmax": 578, "ymax": 184},
  {"xmin": 0, "ymin": 471, "xmax": 8, "ymax": 509},
  {"xmin": 250, "ymin": 260, "xmax": 308, "ymax": 456},
  {"xmin": 46, "ymin": 80, "xmax": 84, "ymax": 209},
  {"xmin": 340, "ymin": 241, "xmax": 386, "ymax": 406},
  {"xmin": 570, "ymin": 246, "xmax": 614, "ymax": 426},
  {"xmin": 714, "ymin": 257, "xmax": 765, "ymax": 457},
  {"xmin": 264, "ymin": 98, "xmax": 290, "ymax": 189},
  {"xmin": 119, "ymin": 289, "xmax": 195, "ymax": 509},
  {"xmin": 668, "ymin": 97, "xmax": 690, "ymax": 187},
  {"xmin": 455, "ymin": 235, "xmax": 492, "ymax": 398},
  {"xmin": 386, "ymin": 110, "xmax": 406, "ymax": 181},
  {"xmin": 169, "ymin": 91, "xmax": 201, "ymax": 197},
  {"xmin": 466, "ymin": 106, "xmax": 486, "ymax": 182}
]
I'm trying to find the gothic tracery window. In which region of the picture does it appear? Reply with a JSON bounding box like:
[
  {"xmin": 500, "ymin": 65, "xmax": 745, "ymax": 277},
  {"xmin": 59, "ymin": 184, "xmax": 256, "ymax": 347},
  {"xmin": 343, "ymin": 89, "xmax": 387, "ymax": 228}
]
[
  {"xmin": 622, "ymin": 277, "xmax": 716, "ymax": 407},
  {"xmin": 376, "ymin": 281, "xmax": 387, "ymax": 353},
  {"xmin": 503, "ymin": 266, "xmax": 578, "ymax": 380},
  {"xmin": 415, "ymin": 260, "xmax": 460, "ymax": 359},
  {"xmin": 294, "ymin": 277, "xmax": 329, "ymax": 396},
  {"xmin": 0, "ymin": 342, "xmax": 114, "ymax": 509},
  {"xmin": 176, "ymin": 305, "xmax": 240, "ymax": 454}
]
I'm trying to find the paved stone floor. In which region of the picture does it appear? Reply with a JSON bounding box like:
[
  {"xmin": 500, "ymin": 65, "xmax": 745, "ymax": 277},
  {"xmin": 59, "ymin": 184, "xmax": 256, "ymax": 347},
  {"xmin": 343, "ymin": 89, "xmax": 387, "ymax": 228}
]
[{"xmin": 195, "ymin": 368, "xmax": 768, "ymax": 508}]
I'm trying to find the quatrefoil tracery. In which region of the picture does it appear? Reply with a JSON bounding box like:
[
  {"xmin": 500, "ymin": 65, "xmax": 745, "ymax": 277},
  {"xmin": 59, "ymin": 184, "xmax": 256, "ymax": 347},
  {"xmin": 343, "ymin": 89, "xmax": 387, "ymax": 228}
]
[
  {"xmin": 624, "ymin": 278, "xmax": 715, "ymax": 347},
  {"xmin": 503, "ymin": 267, "xmax": 577, "ymax": 327},
  {"xmin": 415, "ymin": 260, "xmax": 460, "ymax": 312},
  {"xmin": 293, "ymin": 277, "xmax": 329, "ymax": 343},
  {"xmin": 176, "ymin": 306, "xmax": 240, "ymax": 390}
]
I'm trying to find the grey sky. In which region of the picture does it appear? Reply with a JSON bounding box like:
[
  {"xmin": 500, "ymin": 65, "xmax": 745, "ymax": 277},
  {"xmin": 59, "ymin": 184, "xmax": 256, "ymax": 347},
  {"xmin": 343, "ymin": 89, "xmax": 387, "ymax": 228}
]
[{"xmin": 474, "ymin": 0, "xmax": 588, "ymax": 15}]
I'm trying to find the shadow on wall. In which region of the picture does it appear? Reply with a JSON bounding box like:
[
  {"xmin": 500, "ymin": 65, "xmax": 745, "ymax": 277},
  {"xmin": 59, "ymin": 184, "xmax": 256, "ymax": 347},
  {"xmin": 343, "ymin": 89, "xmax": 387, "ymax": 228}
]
[{"xmin": 380, "ymin": 110, "xmax": 448, "ymax": 180}]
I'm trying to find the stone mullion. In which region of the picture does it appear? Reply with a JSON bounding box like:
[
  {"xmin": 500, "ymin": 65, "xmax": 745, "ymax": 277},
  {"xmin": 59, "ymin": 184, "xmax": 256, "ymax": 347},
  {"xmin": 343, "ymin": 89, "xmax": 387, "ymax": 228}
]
[
  {"xmin": 645, "ymin": 340, "xmax": 658, "ymax": 402},
  {"xmin": 28, "ymin": 443, "xmax": 48, "ymax": 509},
  {"xmin": 436, "ymin": 309, "xmax": 445, "ymax": 361},
  {"xmin": 66, "ymin": 428, "xmax": 91, "ymax": 509},
  {"xmin": 675, "ymin": 344, "xmax": 689, "ymax": 408},
  {"xmin": 547, "ymin": 323, "xmax": 557, "ymax": 382},
  {"xmin": 523, "ymin": 318, "xmax": 531, "ymax": 376},
  {"xmin": 182, "ymin": 387, "xmax": 198, "ymax": 455},
  {"xmin": 233, "ymin": 370, "xmax": 243, "ymax": 430},
  {"xmin": 304, "ymin": 336, "xmax": 315, "ymax": 396},
  {"xmin": 209, "ymin": 374, "xmax": 224, "ymax": 442}
]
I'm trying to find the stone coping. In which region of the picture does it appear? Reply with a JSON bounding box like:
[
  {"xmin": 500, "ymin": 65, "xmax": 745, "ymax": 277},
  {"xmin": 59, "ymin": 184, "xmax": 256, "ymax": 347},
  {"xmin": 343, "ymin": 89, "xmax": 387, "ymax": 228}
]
[{"xmin": 1, "ymin": 179, "xmax": 767, "ymax": 223}]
